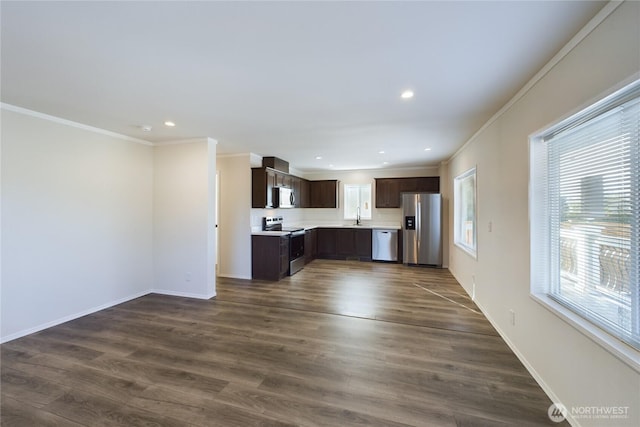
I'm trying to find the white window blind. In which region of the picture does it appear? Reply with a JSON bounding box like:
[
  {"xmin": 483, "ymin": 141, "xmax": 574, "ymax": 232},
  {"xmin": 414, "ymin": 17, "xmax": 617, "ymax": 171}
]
[
  {"xmin": 344, "ymin": 184, "xmax": 372, "ymax": 220},
  {"xmin": 531, "ymin": 80, "xmax": 640, "ymax": 350}
]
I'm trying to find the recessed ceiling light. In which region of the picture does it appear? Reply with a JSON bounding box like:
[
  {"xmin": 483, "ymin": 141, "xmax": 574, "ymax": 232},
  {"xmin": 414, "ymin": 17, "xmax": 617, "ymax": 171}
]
[
  {"xmin": 383, "ymin": 162, "xmax": 389, "ymax": 165},
  {"xmin": 401, "ymin": 90, "xmax": 414, "ymax": 99},
  {"xmin": 164, "ymin": 121, "xmax": 176, "ymax": 127},
  {"xmin": 424, "ymin": 148, "xmax": 432, "ymax": 151},
  {"xmin": 315, "ymin": 156, "xmax": 322, "ymax": 160},
  {"xmin": 329, "ymin": 164, "xmax": 334, "ymax": 168},
  {"xmin": 140, "ymin": 125, "xmax": 152, "ymax": 132},
  {"xmin": 378, "ymin": 150, "xmax": 385, "ymax": 154}
]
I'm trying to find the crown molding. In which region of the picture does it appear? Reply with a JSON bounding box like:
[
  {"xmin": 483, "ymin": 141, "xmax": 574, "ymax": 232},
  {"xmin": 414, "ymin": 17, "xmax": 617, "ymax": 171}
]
[
  {"xmin": 449, "ymin": 0, "xmax": 623, "ymax": 162},
  {"xmin": 1, "ymin": 103, "xmax": 153, "ymax": 146},
  {"xmin": 153, "ymin": 137, "xmax": 218, "ymax": 147}
]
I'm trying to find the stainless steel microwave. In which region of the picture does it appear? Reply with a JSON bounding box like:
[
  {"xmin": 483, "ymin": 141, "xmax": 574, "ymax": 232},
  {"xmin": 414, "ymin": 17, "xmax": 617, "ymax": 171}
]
[{"xmin": 274, "ymin": 187, "xmax": 295, "ymax": 208}]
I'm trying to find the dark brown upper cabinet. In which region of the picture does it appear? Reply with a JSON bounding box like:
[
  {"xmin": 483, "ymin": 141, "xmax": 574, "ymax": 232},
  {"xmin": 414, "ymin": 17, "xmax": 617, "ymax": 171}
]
[
  {"xmin": 299, "ymin": 178, "xmax": 310, "ymax": 208},
  {"xmin": 252, "ymin": 167, "xmax": 277, "ymax": 208},
  {"xmin": 308, "ymin": 180, "xmax": 338, "ymax": 208},
  {"xmin": 252, "ymin": 167, "xmax": 296, "ymax": 208},
  {"xmin": 252, "ymin": 167, "xmax": 337, "ymax": 209},
  {"xmin": 275, "ymin": 172, "xmax": 290, "ymax": 188},
  {"xmin": 374, "ymin": 177, "xmax": 440, "ymax": 208},
  {"xmin": 374, "ymin": 178, "xmax": 400, "ymax": 208}
]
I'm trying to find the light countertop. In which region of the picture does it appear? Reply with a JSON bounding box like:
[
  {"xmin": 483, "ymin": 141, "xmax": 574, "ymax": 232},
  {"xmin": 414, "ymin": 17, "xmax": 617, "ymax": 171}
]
[
  {"xmin": 251, "ymin": 224, "xmax": 401, "ymax": 235},
  {"xmin": 251, "ymin": 231, "xmax": 291, "ymax": 236},
  {"xmin": 298, "ymin": 224, "xmax": 401, "ymax": 230}
]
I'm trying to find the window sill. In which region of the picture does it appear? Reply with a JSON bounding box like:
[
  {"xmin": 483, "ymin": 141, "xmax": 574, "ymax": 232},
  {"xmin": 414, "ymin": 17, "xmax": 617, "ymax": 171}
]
[
  {"xmin": 454, "ymin": 241, "xmax": 477, "ymax": 259},
  {"xmin": 531, "ymin": 292, "xmax": 640, "ymax": 373}
]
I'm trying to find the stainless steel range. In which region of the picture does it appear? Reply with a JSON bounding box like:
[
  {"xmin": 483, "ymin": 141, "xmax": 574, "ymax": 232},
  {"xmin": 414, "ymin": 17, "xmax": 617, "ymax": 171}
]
[{"xmin": 262, "ymin": 216, "xmax": 305, "ymax": 276}]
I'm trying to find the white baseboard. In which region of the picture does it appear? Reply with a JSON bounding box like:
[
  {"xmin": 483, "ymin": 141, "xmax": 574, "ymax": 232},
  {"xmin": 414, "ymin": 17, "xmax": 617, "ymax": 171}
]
[
  {"xmin": 0, "ymin": 288, "xmax": 220, "ymax": 344},
  {"xmin": 471, "ymin": 298, "xmax": 580, "ymax": 426},
  {"xmin": 150, "ymin": 289, "xmax": 216, "ymax": 300},
  {"xmin": 0, "ymin": 289, "xmax": 151, "ymax": 344},
  {"xmin": 216, "ymin": 273, "xmax": 252, "ymax": 280},
  {"xmin": 447, "ymin": 268, "xmax": 580, "ymax": 427}
]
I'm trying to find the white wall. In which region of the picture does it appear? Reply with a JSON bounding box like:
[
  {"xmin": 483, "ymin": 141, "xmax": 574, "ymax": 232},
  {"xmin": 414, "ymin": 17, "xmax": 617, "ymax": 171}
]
[
  {"xmin": 447, "ymin": 2, "xmax": 639, "ymax": 426},
  {"xmin": 153, "ymin": 139, "xmax": 217, "ymax": 298},
  {"xmin": 1, "ymin": 107, "xmax": 218, "ymax": 341},
  {"xmin": 1, "ymin": 107, "xmax": 154, "ymax": 341},
  {"xmin": 217, "ymin": 154, "xmax": 253, "ymax": 279}
]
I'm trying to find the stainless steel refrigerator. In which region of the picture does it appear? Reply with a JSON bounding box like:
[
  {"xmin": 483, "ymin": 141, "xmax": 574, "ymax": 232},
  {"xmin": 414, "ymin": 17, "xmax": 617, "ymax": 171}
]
[{"xmin": 402, "ymin": 193, "xmax": 442, "ymax": 267}]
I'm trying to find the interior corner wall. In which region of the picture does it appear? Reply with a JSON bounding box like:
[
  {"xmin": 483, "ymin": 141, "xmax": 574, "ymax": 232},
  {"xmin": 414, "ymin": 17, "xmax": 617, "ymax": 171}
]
[
  {"xmin": 0, "ymin": 108, "xmax": 154, "ymax": 342},
  {"xmin": 438, "ymin": 161, "xmax": 450, "ymax": 269},
  {"xmin": 216, "ymin": 154, "xmax": 252, "ymax": 280},
  {"xmin": 153, "ymin": 140, "xmax": 216, "ymax": 298},
  {"xmin": 447, "ymin": 2, "xmax": 640, "ymax": 426}
]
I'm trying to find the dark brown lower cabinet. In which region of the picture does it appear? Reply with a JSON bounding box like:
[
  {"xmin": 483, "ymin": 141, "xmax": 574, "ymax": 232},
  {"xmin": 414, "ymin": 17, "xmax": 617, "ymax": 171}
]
[
  {"xmin": 304, "ymin": 229, "xmax": 317, "ymax": 264},
  {"xmin": 316, "ymin": 228, "xmax": 371, "ymax": 261},
  {"xmin": 316, "ymin": 228, "xmax": 337, "ymax": 259},
  {"xmin": 355, "ymin": 229, "xmax": 372, "ymax": 260},
  {"xmin": 253, "ymin": 228, "xmax": 377, "ymax": 281},
  {"xmin": 336, "ymin": 229, "xmax": 356, "ymax": 257},
  {"xmin": 252, "ymin": 235, "xmax": 289, "ymax": 281}
]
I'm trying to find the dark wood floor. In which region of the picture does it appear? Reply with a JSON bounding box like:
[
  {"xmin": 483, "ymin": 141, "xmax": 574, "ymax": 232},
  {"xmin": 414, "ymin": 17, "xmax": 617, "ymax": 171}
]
[{"xmin": 1, "ymin": 260, "xmax": 563, "ymax": 426}]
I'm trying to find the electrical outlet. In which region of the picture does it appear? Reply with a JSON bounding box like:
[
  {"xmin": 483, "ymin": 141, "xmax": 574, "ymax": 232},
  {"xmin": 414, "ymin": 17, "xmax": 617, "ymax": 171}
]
[
  {"xmin": 186, "ymin": 272, "xmax": 192, "ymax": 282},
  {"xmin": 509, "ymin": 309, "xmax": 516, "ymax": 326},
  {"xmin": 488, "ymin": 221, "xmax": 493, "ymax": 232}
]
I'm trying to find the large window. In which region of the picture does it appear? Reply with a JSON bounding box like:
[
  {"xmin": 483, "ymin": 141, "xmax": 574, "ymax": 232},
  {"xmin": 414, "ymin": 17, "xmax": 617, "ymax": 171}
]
[
  {"xmin": 531, "ymin": 80, "xmax": 639, "ymax": 351},
  {"xmin": 344, "ymin": 184, "xmax": 372, "ymax": 221},
  {"xmin": 454, "ymin": 167, "xmax": 477, "ymax": 258}
]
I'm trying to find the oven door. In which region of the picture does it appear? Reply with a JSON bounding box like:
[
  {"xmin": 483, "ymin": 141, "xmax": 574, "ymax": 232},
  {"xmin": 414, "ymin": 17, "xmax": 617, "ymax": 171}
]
[{"xmin": 289, "ymin": 230, "xmax": 305, "ymax": 275}]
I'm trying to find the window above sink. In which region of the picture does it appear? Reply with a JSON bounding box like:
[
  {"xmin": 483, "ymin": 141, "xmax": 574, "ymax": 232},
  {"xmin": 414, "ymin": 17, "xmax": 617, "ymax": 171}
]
[{"xmin": 344, "ymin": 184, "xmax": 372, "ymax": 221}]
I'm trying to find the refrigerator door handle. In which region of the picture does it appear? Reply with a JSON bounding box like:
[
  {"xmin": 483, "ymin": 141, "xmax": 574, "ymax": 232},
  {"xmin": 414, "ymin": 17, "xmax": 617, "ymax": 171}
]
[{"xmin": 416, "ymin": 199, "xmax": 421, "ymax": 250}]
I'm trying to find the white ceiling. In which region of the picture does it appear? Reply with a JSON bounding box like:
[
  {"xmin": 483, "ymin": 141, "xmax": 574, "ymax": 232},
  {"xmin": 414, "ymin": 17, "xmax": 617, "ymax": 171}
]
[{"xmin": 1, "ymin": 1, "xmax": 606, "ymax": 172}]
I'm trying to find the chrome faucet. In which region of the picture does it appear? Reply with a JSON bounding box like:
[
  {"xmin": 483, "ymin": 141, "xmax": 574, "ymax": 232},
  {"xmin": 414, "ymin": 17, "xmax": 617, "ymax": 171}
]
[{"xmin": 356, "ymin": 206, "xmax": 361, "ymax": 226}]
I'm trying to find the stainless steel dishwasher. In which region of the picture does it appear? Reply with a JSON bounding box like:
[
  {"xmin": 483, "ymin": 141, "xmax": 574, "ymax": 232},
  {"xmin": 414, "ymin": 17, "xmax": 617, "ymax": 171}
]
[{"xmin": 372, "ymin": 229, "xmax": 398, "ymax": 261}]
